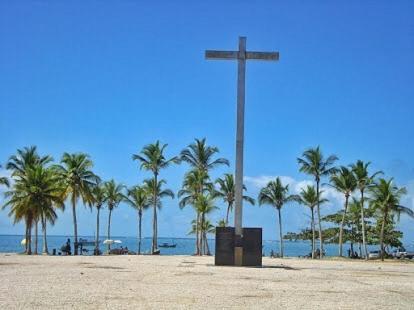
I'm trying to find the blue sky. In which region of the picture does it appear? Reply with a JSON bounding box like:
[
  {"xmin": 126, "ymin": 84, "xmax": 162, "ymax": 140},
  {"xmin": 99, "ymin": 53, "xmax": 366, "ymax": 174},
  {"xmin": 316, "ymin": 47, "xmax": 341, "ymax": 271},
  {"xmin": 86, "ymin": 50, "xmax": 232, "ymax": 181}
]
[{"xmin": 1, "ymin": 1, "xmax": 414, "ymax": 242}]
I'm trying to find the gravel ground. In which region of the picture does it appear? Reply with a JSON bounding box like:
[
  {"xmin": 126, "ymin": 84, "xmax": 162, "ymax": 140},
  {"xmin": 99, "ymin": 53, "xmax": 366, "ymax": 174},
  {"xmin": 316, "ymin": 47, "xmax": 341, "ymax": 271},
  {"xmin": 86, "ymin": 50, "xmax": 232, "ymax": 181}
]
[{"xmin": 1, "ymin": 254, "xmax": 413, "ymax": 309}]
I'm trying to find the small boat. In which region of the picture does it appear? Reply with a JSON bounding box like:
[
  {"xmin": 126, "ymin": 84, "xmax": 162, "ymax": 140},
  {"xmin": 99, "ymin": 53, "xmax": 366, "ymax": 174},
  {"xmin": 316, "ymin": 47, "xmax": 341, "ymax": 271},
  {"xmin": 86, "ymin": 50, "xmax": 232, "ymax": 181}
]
[{"xmin": 158, "ymin": 242, "xmax": 177, "ymax": 248}]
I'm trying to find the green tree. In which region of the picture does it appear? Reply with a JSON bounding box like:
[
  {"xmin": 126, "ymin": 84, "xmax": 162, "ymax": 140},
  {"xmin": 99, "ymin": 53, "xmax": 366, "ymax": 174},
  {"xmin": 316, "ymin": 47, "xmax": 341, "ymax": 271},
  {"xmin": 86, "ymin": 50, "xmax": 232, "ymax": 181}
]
[
  {"xmin": 298, "ymin": 146, "xmax": 338, "ymax": 258},
  {"xmin": 54, "ymin": 153, "xmax": 98, "ymax": 255},
  {"xmin": 258, "ymin": 177, "xmax": 299, "ymax": 257},
  {"xmin": 297, "ymin": 185, "xmax": 328, "ymax": 258},
  {"xmin": 329, "ymin": 167, "xmax": 357, "ymax": 257},
  {"xmin": 91, "ymin": 183, "xmax": 106, "ymax": 255},
  {"xmin": 350, "ymin": 160, "xmax": 382, "ymax": 260},
  {"xmin": 103, "ymin": 180, "xmax": 125, "ymax": 252},
  {"xmin": 369, "ymin": 178, "xmax": 413, "ymax": 261},
  {"xmin": 133, "ymin": 141, "xmax": 178, "ymax": 254},
  {"xmin": 125, "ymin": 185, "xmax": 150, "ymax": 254},
  {"xmin": 180, "ymin": 138, "xmax": 228, "ymax": 255},
  {"xmin": 194, "ymin": 194, "xmax": 217, "ymax": 255},
  {"xmin": 0, "ymin": 165, "xmax": 10, "ymax": 187},
  {"xmin": 215, "ymin": 173, "xmax": 255, "ymax": 226}
]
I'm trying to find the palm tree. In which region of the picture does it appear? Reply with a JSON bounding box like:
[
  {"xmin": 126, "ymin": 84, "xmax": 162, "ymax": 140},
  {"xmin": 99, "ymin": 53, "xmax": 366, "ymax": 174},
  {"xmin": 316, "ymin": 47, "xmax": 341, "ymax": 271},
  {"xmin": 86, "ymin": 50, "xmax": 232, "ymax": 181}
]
[
  {"xmin": 215, "ymin": 173, "xmax": 255, "ymax": 226},
  {"xmin": 125, "ymin": 185, "xmax": 150, "ymax": 254},
  {"xmin": 178, "ymin": 169, "xmax": 213, "ymax": 255},
  {"xmin": 143, "ymin": 177, "xmax": 174, "ymax": 253},
  {"xmin": 297, "ymin": 146, "xmax": 338, "ymax": 258},
  {"xmin": 54, "ymin": 153, "xmax": 99, "ymax": 255},
  {"xmin": 103, "ymin": 180, "xmax": 124, "ymax": 253},
  {"xmin": 194, "ymin": 194, "xmax": 217, "ymax": 255},
  {"xmin": 180, "ymin": 138, "xmax": 229, "ymax": 172},
  {"xmin": 3, "ymin": 165, "xmax": 64, "ymax": 255},
  {"xmin": 6, "ymin": 146, "xmax": 53, "ymax": 254},
  {"xmin": 133, "ymin": 141, "xmax": 179, "ymax": 254},
  {"xmin": 369, "ymin": 178, "xmax": 413, "ymax": 261},
  {"xmin": 180, "ymin": 138, "xmax": 229, "ymax": 254},
  {"xmin": 91, "ymin": 183, "xmax": 106, "ymax": 255},
  {"xmin": 258, "ymin": 177, "xmax": 299, "ymax": 258},
  {"xmin": 350, "ymin": 160, "xmax": 382, "ymax": 260},
  {"xmin": 329, "ymin": 167, "xmax": 357, "ymax": 257},
  {"xmin": 297, "ymin": 185, "xmax": 328, "ymax": 259}
]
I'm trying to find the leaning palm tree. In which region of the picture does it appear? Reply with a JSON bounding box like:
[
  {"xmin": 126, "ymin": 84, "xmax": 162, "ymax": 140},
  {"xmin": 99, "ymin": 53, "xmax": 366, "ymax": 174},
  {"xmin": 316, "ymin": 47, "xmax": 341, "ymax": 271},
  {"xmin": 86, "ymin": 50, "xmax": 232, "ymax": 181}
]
[
  {"xmin": 215, "ymin": 173, "xmax": 255, "ymax": 226},
  {"xmin": 103, "ymin": 180, "xmax": 124, "ymax": 253},
  {"xmin": 132, "ymin": 141, "xmax": 179, "ymax": 254},
  {"xmin": 350, "ymin": 160, "xmax": 382, "ymax": 260},
  {"xmin": 178, "ymin": 169, "xmax": 213, "ymax": 255},
  {"xmin": 91, "ymin": 183, "xmax": 106, "ymax": 255},
  {"xmin": 54, "ymin": 153, "xmax": 99, "ymax": 255},
  {"xmin": 125, "ymin": 185, "xmax": 150, "ymax": 254},
  {"xmin": 298, "ymin": 185, "xmax": 328, "ymax": 259},
  {"xmin": 329, "ymin": 167, "xmax": 357, "ymax": 257},
  {"xmin": 258, "ymin": 177, "xmax": 299, "ymax": 258},
  {"xmin": 369, "ymin": 178, "xmax": 413, "ymax": 261},
  {"xmin": 297, "ymin": 146, "xmax": 338, "ymax": 258}
]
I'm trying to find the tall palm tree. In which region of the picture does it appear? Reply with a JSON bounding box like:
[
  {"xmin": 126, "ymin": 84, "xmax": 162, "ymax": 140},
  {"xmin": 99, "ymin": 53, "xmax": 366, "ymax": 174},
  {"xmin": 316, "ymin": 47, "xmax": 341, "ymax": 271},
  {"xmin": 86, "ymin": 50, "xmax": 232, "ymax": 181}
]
[
  {"xmin": 298, "ymin": 185, "xmax": 328, "ymax": 259},
  {"xmin": 215, "ymin": 173, "xmax": 255, "ymax": 226},
  {"xmin": 6, "ymin": 146, "xmax": 53, "ymax": 254},
  {"xmin": 91, "ymin": 183, "xmax": 106, "ymax": 255},
  {"xmin": 297, "ymin": 146, "xmax": 338, "ymax": 258},
  {"xmin": 178, "ymin": 169, "xmax": 213, "ymax": 255},
  {"xmin": 258, "ymin": 177, "xmax": 299, "ymax": 258},
  {"xmin": 54, "ymin": 153, "xmax": 98, "ymax": 255},
  {"xmin": 350, "ymin": 160, "xmax": 382, "ymax": 260},
  {"xmin": 369, "ymin": 178, "xmax": 413, "ymax": 261},
  {"xmin": 125, "ymin": 185, "xmax": 150, "ymax": 254},
  {"xmin": 103, "ymin": 180, "xmax": 124, "ymax": 252},
  {"xmin": 329, "ymin": 167, "xmax": 357, "ymax": 257},
  {"xmin": 180, "ymin": 138, "xmax": 228, "ymax": 254},
  {"xmin": 132, "ymin": 141, "xmax": 179, "ymax": 254}
]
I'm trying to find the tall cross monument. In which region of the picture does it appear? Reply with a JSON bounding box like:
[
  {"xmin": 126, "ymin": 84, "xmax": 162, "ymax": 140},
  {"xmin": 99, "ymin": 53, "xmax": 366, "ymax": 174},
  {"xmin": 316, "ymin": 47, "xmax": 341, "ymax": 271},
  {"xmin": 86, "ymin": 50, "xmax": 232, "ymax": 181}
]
[{"xmin": 206, "ymin": 37, "xmax": 279, "ymax": 266}]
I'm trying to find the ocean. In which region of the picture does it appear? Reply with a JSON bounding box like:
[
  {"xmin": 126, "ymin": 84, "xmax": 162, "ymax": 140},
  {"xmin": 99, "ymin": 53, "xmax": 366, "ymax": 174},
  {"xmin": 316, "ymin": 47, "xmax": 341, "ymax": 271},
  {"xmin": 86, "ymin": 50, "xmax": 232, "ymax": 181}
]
[{"xmin": 0, "ymin": 235, "xmax": 381, "ymax": 257}]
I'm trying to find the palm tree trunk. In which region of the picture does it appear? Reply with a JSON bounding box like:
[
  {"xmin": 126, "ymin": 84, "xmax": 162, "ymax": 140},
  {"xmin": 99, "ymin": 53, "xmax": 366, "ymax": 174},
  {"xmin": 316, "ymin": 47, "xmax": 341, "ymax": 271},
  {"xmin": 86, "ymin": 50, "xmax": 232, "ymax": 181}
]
[
  {"xmin": 195, "ymin": 212, "xmax": 200, "ymax": 255},
  {"xmin": 95, "ymin": 207, "xmax": 100, "ymax": 255},
  {"xmin": 205, "ymin": 231, "xmax": 211, "ymax": 255},
  {"xmin": 138, "ymin": 210, "xmax": 142, "ymax": 255},
  {"xmin": 200, "ymin": 213, "xmax": 205, "ymax": 255},
  {"xmin": 152, "ymin": 173, "xmax": 158, "ymax": 254},
  {"xmin": 27, "ymin": 221, "xmax": 32, "ymax": 255},
  {"xmin": 225, "ymin": 203, "xmax": 231, "ymax": 226},
  {"xmin": 25, "ymin": 220, "xmax": 29, "ymax": 254},
  {"xmin": 380, "ymin": 207, "xmax": 388, "ymax": 261},
  {"xmin": 107, "ymin": 209, "xmax": 112, "ymax": 253},
  {"xmin": 360, "ymin": 190, "xmax": 368, "ymax": 260},
  {"xmin": 34, "ymin": 219, "xmax": 38, "ymax": 255},
  {"xmin": 316, "ymin": 179, "xmax": 324, "ymax": 258},
  {"xmin": 42, "ymin": 214, "xmax": 48, "ymax": 254},
  {"xmin": 277, "ymin": 208, "xmax": 284, "ymax": 258},
  {"xmin": 311, "ymin": 207, "xmax": 315, "ymax": 259},
  {"xmin": 339, "ymin": 195, "xmax": 349, "ymax": 257},
  {"xmin": 72, "ymin": 195, "xmax": 78, "ymax": 255}
]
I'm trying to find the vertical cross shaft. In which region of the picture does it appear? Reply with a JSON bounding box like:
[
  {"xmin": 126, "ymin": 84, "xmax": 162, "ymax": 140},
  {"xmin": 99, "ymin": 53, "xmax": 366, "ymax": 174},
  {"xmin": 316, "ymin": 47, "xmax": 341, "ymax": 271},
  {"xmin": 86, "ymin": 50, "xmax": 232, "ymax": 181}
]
[{"xmin": 234, "ymin": 37, "xmax": 246, "ymax": 239}]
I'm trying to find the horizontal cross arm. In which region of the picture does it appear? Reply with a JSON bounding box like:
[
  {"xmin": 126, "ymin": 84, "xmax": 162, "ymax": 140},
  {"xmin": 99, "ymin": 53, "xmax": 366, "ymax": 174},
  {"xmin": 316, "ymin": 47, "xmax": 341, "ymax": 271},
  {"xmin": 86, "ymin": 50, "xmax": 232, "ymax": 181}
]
[
  {"xmin": 246, "ymin": 51, "xmax": 279, "ymax": 61},
  {"xmin": 205, "ymin": 50, "xmax": 238, "ymax": 60}
]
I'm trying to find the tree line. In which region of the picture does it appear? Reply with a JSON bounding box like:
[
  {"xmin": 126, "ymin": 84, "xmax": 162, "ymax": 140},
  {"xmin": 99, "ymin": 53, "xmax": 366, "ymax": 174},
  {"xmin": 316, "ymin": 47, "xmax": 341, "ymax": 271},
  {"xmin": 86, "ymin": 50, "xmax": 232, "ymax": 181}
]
[{"xmin": 1, "ymin": 142, "xmax": 413, "ymax": 261}]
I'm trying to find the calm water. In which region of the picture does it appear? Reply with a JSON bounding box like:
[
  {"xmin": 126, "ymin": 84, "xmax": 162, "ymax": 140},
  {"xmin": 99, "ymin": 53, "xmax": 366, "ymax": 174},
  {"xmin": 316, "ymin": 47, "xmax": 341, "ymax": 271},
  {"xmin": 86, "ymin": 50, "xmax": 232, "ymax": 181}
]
[{"xmin": 0, "ymin": 234, "xmax": 381, "ymax": 257}]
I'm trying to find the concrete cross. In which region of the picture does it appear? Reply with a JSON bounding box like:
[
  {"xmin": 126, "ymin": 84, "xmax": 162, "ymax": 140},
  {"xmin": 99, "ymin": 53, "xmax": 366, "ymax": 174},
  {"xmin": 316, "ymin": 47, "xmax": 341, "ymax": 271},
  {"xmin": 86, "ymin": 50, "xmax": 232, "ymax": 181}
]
[{"xmin": 205, "ymin": 36, "xmax": 279, "ymax": 265}]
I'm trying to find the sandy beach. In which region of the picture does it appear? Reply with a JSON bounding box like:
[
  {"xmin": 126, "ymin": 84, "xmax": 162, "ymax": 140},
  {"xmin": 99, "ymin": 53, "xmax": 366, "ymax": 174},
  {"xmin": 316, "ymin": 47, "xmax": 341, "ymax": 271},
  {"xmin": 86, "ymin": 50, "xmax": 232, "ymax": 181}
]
[{"xmin": 1, "ymin": 254, "xmax": 414, "ymax": 309}]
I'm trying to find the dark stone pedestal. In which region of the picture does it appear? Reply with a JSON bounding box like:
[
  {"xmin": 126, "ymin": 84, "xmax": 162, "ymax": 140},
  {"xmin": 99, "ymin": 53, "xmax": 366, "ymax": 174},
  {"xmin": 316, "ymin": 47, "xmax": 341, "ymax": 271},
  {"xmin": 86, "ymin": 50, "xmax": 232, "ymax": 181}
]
[{"xmin": 215, "ymin": 227, "xmax": 262, "ymax": 267}]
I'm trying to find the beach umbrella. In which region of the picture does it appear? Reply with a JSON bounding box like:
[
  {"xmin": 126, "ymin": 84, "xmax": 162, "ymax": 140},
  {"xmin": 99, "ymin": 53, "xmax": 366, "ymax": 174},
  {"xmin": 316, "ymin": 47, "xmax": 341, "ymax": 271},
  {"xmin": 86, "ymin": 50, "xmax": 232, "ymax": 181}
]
[
  {"xmin": 20, "ymin": 239, "xmax": 26, "ymax": 246},
  {"xmin": 103, "ymin": 239, "xmax": 114, "ymax": 245}
]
